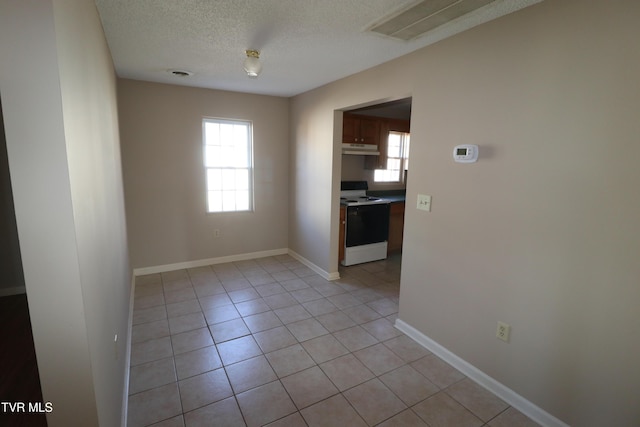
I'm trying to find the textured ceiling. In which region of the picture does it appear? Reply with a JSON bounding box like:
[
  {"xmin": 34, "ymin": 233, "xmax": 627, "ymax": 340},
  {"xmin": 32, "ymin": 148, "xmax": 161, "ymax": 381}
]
[{"xmin": 95, "ymin": 0, "xmax": 541, "ymax": 97}]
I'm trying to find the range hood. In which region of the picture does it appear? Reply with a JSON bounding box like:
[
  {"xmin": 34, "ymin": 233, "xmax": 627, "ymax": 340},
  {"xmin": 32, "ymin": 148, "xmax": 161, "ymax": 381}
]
[{"xmin": 342, "ymin": 143, "xmax": 380, "ymax": 156}]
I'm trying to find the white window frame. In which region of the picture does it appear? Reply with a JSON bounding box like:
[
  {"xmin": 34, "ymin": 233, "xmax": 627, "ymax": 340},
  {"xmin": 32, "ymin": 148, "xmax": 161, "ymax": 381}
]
[
  {"xmin": 374, "ymin": 131, "xmax": 410, "ymax": 183},
  {"xmin": 203, "ymin": 118, "xmax": 254, "ymax": 213}
]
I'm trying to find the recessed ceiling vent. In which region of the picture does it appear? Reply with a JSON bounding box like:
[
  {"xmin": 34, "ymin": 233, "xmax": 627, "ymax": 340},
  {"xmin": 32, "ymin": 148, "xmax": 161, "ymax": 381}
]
[{"xmin": 368, "ymin": 0, "xmax": 497, "ymax": 41}]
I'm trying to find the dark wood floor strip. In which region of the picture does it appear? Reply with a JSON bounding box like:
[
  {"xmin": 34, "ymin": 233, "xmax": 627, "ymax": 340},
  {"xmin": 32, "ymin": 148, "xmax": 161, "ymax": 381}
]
[{"xmin": 0, "ymin": 294, "xmax": 48, "ymax": 427}]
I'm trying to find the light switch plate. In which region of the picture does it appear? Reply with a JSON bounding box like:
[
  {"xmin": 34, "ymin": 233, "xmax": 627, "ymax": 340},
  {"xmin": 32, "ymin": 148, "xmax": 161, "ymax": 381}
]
[{"xmin": 417, "ymin": 194, "xmax": 431, "ymax": 212}]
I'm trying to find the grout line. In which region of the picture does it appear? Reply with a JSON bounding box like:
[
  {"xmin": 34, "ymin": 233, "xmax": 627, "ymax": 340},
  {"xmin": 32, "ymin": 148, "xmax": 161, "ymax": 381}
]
[{"xmin": 130, "ymin": 255, "xmax": 455, "ymax": 426}]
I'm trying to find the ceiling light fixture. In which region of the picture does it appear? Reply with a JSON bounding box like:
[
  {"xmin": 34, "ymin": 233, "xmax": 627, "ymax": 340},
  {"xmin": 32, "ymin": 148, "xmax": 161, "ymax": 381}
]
[{"xmin": 243, "ymin": 49, "xmax": 262, "ymax": 78}]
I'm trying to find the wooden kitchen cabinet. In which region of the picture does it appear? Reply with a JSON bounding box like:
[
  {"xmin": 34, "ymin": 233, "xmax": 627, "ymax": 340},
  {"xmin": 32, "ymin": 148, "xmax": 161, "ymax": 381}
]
[
  {"xmin": 387, "ymin": 202, "xmax": 405, "ymax": 254},
  {"xmin": 339, "ymin": 206, "xmax": 346, "ymax": 263},
  {"xmin": 342, "ymin": 114, "xmax": 380, "ymax": 146}
]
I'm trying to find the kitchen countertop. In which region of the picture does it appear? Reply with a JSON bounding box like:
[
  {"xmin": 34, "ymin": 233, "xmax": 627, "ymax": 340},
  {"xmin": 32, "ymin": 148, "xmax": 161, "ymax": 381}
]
[
  {"xmin": 379, "ymin": 194, "xmax": 405, "ymax": 203},
  {"xmin": 367, "ymin": 190, "xmax": 406, "ymax": 203}
]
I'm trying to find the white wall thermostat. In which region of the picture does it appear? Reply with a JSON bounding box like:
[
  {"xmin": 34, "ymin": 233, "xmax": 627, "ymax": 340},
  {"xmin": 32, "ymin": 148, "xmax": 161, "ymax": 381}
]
[{"xmin": 453, "ymin": 144, "xmax": 478, "ymax": 163}]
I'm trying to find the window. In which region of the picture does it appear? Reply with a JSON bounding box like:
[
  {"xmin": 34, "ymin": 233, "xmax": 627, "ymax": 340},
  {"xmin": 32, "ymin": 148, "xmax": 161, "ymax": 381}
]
[
  {"xmin": 374, "ymin": 131, "xmax": 410, "ymax": 183},
  {"xmin": 203, "ymin": 118, "xmax": 253, "ymax": 212}
]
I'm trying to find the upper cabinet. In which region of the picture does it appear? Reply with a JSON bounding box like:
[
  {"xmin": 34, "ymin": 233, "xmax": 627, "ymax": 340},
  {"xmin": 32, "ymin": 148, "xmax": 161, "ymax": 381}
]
[
  {"xmin": 387, "ymin": 118, "xmax": 411, "ymax": 134},
  {"xmin": 343, "ymin": 113, "xmax": 410, "ymax": 170},
  {"xmin": 342, "ymin": 114, "xmax": 380, "ymax": 146}
]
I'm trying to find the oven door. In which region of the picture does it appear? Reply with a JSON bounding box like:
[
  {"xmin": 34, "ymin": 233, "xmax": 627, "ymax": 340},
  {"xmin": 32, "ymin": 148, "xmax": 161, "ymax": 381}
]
[{"xmin": 345, "ymin": 204, "xmax": 390, "ymax": 247}]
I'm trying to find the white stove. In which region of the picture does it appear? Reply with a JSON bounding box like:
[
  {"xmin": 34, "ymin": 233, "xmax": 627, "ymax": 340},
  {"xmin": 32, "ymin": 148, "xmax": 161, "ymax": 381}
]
[
  {"xmin": 340, "ymin": 181, "xmax": 390, "ymax": 266},
  {"xmin": 340, "ymin": 181, "xmax": 389, "ymax": 206}
]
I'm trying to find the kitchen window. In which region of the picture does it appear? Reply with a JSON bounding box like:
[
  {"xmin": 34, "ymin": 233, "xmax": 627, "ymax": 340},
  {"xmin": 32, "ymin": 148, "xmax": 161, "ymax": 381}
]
[
  {"xmin": 203, "ymin": 118, "xmax": 254, "ymax": 212},
  {"xmin": 374, "ymin": 131, "xmax": 410, "ymax": 183}
]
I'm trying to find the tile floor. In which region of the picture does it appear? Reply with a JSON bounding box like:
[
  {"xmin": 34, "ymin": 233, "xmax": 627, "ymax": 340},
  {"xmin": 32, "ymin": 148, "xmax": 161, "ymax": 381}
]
[{"xmin": 127, "ymin": 254, "xmax": 540, "ymax": 427}]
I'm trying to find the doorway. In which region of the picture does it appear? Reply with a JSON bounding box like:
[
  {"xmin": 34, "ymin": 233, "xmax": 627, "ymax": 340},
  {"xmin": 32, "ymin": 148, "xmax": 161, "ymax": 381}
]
[
  {"xmin": 0, "ymin": 98, "xmax": 48, "ymax": 426},
  {"xmin": 338, "ymin": 97, "xmax": 411, "ymax": 281}
]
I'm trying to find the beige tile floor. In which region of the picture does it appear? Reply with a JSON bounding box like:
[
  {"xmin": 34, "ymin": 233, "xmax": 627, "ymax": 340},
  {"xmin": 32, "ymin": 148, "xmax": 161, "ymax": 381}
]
[{"xmin": 127, "ymin": 254, "xmax": 540, "ymax": 427}]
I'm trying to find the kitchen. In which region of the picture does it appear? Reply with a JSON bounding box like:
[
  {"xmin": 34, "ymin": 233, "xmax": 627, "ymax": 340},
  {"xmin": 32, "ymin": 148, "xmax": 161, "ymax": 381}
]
[{"xmin": 339, "ymin": 98, "xmax": 411, "ymax": 267}]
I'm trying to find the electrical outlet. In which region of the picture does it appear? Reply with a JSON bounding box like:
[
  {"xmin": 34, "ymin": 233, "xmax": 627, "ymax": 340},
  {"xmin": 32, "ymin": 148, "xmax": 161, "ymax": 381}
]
[
  {"xmin": 213, "ymin": 229, "xmax": 220, "ymax": 238},
  {"xmin": 417, "ymin": 194, "xmax": 432, "ymax": 212},
  {"xmin": 496, "ymin": 321, "xmax": 510, "ymax": 342}
]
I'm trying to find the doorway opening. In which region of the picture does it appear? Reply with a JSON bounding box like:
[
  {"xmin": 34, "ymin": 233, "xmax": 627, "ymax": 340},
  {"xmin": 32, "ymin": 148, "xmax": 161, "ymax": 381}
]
[
  {"xmin": 0, "ymin": 97, "xmax": 48, "ymax": 427},
  {"xmin": 337, "ymin": 97, "xmax": 411, "ymax": 288}
]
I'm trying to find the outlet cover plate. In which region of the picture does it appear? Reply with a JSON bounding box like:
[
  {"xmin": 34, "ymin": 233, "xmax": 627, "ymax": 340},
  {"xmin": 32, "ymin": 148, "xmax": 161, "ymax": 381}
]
[{"xmin": 496, "ymin": 321, "xmax": 510, "ymax": 342}]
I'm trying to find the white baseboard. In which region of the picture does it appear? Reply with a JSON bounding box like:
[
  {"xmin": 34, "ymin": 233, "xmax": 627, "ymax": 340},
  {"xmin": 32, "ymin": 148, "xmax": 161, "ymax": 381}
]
[
  {"xmin": 394, "ymin": 319, "xmax": 569, "ymax": 427},
  {"xmin": 132, "ymin": 248, "xmax": 341, "ymax": 281},
  {"xmin": 121, "ymin": 274, "xmax": 135, "ymax": 427},
  {"xmin": 0, "ymin": 286, "xmax": 26, "ymax": 297},
  {"xmin": 287, "ymin": 249, "xmax": 340, "ymax": 281},
  {"xmin": 133, "ymin": 248, "xmax": 289, "ymax": 276}
]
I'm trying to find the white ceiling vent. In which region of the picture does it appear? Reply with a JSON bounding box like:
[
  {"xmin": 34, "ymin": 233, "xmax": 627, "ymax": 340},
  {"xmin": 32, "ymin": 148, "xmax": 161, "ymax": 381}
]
[{"xmin": 369, "ymin": 0, "xmax": 498, "ymax": 41}]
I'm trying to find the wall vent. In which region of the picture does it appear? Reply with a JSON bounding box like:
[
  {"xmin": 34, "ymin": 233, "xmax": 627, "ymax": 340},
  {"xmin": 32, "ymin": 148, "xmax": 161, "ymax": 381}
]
[{"xmin": 368, "ymin": 0, "xmax": 497, "ymax": 41}]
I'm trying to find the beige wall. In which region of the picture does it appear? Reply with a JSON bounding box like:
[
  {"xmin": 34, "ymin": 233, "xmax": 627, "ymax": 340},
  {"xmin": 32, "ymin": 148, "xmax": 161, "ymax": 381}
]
[
  {"xmin": 118, "ymin": 80, "xmax": 289, "ymax": 269},
  {"xmin": 0, "ymin": 0, "xmax": 131, "ymax": 425},
  {"xmin": 291, "ymin": 1, "xmax": 640, "ymax": 425}
]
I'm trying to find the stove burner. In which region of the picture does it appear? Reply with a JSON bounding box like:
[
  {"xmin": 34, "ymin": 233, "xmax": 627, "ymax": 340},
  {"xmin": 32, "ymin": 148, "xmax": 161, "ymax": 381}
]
[{"xmin": 340, "ymin": 183, "xmax": 389, "ymax": 206}]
